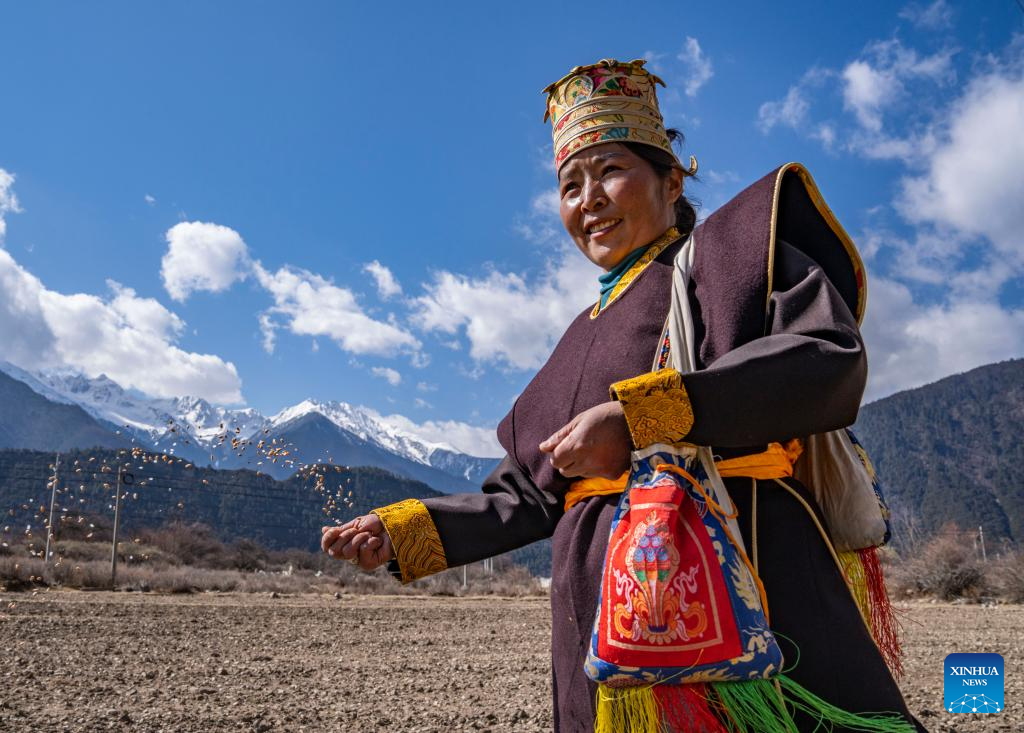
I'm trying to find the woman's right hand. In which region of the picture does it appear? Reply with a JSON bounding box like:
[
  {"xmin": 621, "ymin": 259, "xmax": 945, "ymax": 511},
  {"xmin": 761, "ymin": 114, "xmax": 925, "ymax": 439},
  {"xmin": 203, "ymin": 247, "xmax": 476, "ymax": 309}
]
[{"xmin": 321, "ymin": 514, "xmax": 394, "ymax": 571}]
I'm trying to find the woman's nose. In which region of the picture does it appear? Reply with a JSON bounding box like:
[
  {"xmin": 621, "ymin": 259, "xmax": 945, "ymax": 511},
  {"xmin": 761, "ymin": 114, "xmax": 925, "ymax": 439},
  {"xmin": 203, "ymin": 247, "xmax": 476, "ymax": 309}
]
[{"xmin": 581, "ymin": 180, "xmax": 607, "ymax": 212}]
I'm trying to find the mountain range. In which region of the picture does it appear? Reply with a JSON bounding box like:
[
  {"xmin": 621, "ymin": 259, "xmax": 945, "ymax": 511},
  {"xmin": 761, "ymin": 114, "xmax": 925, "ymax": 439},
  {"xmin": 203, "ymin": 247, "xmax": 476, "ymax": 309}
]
[
  {"xmin": 853, "ymin": 358, "xmax": 1024, "ymax": 548},
  {"xmin": 0, "ymin": 361, "xmax": 500, "ymax": 495},
  {"xmin": 1, "ymin": 358, "xmax": 1022, "ymax": 574}
]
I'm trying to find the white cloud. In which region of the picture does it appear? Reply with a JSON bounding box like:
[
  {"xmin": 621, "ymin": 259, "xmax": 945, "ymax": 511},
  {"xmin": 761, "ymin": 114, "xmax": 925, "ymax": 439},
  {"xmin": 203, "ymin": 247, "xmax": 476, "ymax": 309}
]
[
  {"xmin": 0, "ymin": 168, "xmax": 23, "ymax": 244},
  {"xmin": 846, "ymin": 130, "xmax": 928, "ymax": 162},
  {"xmin": 896, "ymin": 71, "xmax": 1024, "ymax": 275},
  {"xmin": 693, "ymin": 170, "xmax": 741, "ymax": 216},
  {"xmin": 756, "ymin": 67, "xmax": 831, "ymax": 135},
  {"xmin": 899, "ymin": 0, "xmax": 953, "ymax": 30},
  {"xmin": 257, "ymin": 313, "xmax": 276, "ymax": 353},
  {"xmin": 411, "ymin": 246, "xmax": 597, "ymax": 371},
  {"xmin": 812, "ymin": 123, "xmax": 837, "ymax": 150},
  {"xmin": 859, "ymin": 226, "xmax": 961, "ymax": 286},
  {"xmin": 677, "ymin": 37, "xmax": 713, "ymax": 97},
  {"xmin": 161, "ymin": 221, "xmax": 250, "ymax": 301},
  {"xmin": 0, "ymin": 249, "xmax": 57, "ymax": 366},
  {"xmin": 144, "ymin": 194, "xmax": 156, "ymax": 206},
  {"xmin": 862, "ymin": 278, "xmax": 1024, "ymax": 401},
  {"xmin": 755, "ymin": 33, "xmax": 1024, "ymax": 401},
  {"xmin": 756, "ymin": 39, "xmax": 954, "ymax": 160},
  {"xmin": 158, "ymin": 220, "xmax": 420, "ymax": 360},
  {"xmin": 376, "ymin": 412, "xmax": 503, "ymax": 457},
  {"xmin": 857, "ymin": 50, "xmax": 1024, "ymax": 399},
  {"xmin": 841, "ymin": 40, "xmax": 955, "ymax": 134},
  {"xmin": 701, "ymin": 170, "xmax": 740, "ymax": 187},
  {"xmin": 515, "ymin": 187, "xmax": 563, "ymax": 244},
  {"xmin": 757, "ymin": 85, "xmax": 811, "ymax": 133},
  {"xmin": 254, "ymin": 262, "xmax": 421, "ymax": 357},
  {"xmin": 371, "ymin": 366, "xmax": 402, "ymax": 386},
  {"xmin": 107, "ymin": 279, "xmax": 185, "ymax": 339},
  {"xmin": 363, "ymin": 260, "xmax": 402, "ymax": 299},
  {"xmin": 0, "ymin": 247, "xmax": 242, "ymax": 402},
  {"xmin": 842, "ymin": 60, "xmax": 900, "ymax": 133}
]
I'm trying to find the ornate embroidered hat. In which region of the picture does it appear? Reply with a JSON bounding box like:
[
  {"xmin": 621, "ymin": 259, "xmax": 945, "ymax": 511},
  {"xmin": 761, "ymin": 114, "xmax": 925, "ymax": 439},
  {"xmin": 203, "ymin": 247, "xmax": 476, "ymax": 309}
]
[{"xmin": 543, "ymin": 58, "xmax": 697, "ymax": 173}]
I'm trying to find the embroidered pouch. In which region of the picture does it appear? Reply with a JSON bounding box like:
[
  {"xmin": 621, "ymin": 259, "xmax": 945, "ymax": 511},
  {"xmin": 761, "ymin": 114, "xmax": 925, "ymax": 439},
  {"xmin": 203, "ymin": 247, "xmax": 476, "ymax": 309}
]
[{"xmin": 584, "ymin": 445, "xmax": 783, "ymax": 686}]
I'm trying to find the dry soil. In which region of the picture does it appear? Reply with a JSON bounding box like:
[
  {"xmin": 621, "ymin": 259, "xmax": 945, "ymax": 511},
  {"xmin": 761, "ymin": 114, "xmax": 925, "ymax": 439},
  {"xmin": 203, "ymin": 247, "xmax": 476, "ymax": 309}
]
[{"xmin": 0, "ymin": 591, "xmax": 1020, "ymax": 732}]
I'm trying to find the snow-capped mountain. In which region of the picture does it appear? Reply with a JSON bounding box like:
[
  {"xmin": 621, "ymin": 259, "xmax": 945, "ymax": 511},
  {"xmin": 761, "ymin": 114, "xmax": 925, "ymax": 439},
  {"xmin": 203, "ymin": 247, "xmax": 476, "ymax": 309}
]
[
  {"xmin": 18, "ymin": 366, "xmax": 269, "ymax": 448},
  {"xmin": 0, "ymin": 362, "xmax": 499, "ymax": 490},
  {"xmin": 0, "ymin": 361, "xmax": 79, "ymax": 407},
  {"xmin": 271, "ymin": 399, "xmax": 456, "ymax": 465}
]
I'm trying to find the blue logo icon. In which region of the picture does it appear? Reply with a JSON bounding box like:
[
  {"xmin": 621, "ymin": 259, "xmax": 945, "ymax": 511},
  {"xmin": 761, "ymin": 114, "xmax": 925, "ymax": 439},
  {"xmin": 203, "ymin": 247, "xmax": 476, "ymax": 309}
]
[{"xmin": 944, "ymin": 653, "xmax": 1003, "ymax": 714}]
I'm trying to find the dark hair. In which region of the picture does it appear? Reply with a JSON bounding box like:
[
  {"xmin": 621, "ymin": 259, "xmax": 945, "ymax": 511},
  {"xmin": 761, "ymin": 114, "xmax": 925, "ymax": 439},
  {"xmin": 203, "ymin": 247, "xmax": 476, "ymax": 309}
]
[{"xmin": 622, "ymin": 128, "xmax": 699, "ymax": 237}]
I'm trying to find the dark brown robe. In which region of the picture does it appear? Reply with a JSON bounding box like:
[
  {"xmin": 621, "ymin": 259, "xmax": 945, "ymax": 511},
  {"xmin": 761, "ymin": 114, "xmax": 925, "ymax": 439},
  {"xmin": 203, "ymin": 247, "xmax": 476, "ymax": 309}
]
[{"xmin": 418, "ymin": 164, "xmax": 923, "ymax": 731}]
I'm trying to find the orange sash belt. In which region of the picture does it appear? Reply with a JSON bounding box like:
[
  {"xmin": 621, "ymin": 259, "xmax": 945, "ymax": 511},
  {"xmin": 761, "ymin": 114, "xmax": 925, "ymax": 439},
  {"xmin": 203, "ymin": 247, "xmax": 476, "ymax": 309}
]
[{"xmin": 564, "ymin": 439, "xmax": 804, "ymax": 511}]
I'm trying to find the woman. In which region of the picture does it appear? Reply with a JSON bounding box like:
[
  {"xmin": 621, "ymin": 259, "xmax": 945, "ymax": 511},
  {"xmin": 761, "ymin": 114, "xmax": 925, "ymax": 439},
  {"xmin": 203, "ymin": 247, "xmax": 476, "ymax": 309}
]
[{"xmin": 321, "ymin": 59, "xmax": 922, "ymax": 732}]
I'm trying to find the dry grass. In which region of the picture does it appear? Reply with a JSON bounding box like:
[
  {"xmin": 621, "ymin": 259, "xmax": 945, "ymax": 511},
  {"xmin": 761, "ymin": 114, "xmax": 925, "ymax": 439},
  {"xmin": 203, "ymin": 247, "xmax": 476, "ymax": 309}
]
[
  {"xmin": 0, "ymin": 519, "xmax": 546, "ymax": 597},
  {"xmin": 6, "ymin": 516, "xmax": 1023, "ymax": 603},
  {"xmin": 887, "ymin": 523, "xmax": 1006, "ymax": 602}
]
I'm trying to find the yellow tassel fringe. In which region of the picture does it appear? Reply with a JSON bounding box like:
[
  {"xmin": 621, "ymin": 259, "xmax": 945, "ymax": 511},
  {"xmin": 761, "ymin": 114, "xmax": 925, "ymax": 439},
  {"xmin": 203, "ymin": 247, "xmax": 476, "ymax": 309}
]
[{"xmin": 595, "ymin": 685, "xmax": 661, "ymax": 733}]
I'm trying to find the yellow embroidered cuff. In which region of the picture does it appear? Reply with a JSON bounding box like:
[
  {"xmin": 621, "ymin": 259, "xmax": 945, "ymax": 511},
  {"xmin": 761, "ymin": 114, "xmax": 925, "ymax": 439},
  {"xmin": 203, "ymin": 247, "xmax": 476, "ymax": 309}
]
[
  {"xmin": 371, "ymin": 498, "xmax": 447, "ymax": 584},
  {"xmin": 610, "ymin": 368, "xmax": 695, "ymax": 449}
]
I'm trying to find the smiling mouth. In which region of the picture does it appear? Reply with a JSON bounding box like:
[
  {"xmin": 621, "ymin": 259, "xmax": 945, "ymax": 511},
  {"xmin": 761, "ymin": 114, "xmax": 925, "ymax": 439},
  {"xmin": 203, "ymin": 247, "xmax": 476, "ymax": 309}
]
[{"xmin": 586, "ymin": 218, "xmax": 622, "ymax": 236}]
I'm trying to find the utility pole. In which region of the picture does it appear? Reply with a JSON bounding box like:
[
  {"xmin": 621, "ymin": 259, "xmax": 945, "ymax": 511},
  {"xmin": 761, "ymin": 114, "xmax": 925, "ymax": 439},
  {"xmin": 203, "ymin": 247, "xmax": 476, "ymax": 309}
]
[
  {"xmin": 110, "ymin": 468, "xmax": 124, "ymax": 586},
  {"xmin": 44, "ymin": 453, "xmax": 61, "ymax": 566},
  {"xmin": 979, "ymin": 525, "xmax": 987, "ymax": 563}
]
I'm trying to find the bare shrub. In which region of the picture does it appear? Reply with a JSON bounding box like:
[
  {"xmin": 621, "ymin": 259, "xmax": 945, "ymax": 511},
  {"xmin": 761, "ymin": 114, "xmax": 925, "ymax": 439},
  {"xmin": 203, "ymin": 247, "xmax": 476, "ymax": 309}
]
[
  {"xmin": 889, "ymin": 523, "xmax": 990, "ymax": 601},
  {"xmin": 231, "ymin": 539, "xmax": 269, "ymax": 571},
  {"xmin": 138, "ymin": 522, "xmax": 232, "ymax": 568},
  {"xmin": 0, "ymin": 556, "xmax": 48, "ymax": 590},
  {"xmin": 988, "ymin": 550, "xmax": 1024, "ymax": 603},
  {"xmin": 51, "ymin": 539, "xmax": 113, "ymax": 563},
  {"xmin": 52, "ymin": 513, "xmax": 113, "ymax": 542}
]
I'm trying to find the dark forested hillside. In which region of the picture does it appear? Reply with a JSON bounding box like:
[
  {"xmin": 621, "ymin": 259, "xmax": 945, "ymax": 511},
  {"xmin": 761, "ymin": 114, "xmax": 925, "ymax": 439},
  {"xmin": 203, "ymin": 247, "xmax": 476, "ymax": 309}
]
[
  {"xmin": 0, "ymin": 447, "xmax": 552, "ymax": 575},
  {"xmin": 0, "ymin": 447, "xmax": 441, "ymax": 551},
  {"xmin": 854, "ymin": 359, "xmax": 1024, "ymax": 546},
  {"xmin": 0, "ymin": 371, "xmax": 129, "ymax": 452}
]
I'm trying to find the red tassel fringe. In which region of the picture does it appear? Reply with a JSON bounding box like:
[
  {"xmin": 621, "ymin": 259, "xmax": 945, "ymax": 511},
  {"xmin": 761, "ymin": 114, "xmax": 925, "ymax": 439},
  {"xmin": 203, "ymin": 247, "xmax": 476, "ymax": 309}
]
[
  {"xmin": 653, "ymin": 682, "xmax": 728, "ymax": 732},
  {"xmin": 859, "ymin": 546, "xmax": 904, "ymax": 679}
]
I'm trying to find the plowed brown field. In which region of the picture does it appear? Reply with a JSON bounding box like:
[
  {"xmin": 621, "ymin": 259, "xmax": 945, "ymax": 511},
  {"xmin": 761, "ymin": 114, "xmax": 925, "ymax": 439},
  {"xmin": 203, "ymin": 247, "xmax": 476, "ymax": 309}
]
[{"xmin": 0, "ymin": 592, "xmax": 1019, "ymax": 732}]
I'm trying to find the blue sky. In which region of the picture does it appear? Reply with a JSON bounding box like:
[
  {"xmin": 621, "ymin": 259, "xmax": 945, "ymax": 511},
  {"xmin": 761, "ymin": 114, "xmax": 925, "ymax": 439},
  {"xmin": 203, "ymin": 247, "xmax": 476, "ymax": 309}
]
[{"xmin": 1, "ymin": 1, "xmax": 1022, "ymax": 456}]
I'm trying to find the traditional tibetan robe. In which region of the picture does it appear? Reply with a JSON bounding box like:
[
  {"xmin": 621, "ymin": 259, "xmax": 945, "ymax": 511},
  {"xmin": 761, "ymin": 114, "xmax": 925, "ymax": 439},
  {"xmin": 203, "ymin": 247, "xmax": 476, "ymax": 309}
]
[{"xmin": 373, "ymin": 164, "xmax": 923, "ymax": 732}]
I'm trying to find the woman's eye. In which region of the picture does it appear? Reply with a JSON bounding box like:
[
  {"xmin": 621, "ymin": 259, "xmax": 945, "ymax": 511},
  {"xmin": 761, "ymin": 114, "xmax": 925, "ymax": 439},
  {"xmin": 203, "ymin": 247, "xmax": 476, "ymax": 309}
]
[
  {"xmin": 561, "ymin": 183, "xmax": 579, "ymax": 197},
  {"xmin": 601, "ymin": 166, "xmax": 621, "ymax": 177}
]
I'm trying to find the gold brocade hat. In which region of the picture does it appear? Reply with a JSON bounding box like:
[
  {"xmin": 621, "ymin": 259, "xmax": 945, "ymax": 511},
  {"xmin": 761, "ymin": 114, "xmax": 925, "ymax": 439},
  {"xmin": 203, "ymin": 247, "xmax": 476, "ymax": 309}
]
[{"xmin": 543, "ymin": 58, "xmax": 697, "ymax": 173}]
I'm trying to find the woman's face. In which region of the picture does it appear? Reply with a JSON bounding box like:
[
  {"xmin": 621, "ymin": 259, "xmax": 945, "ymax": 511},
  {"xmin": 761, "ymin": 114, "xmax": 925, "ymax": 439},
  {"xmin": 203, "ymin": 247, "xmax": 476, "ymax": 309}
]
[{"xmin": 558, "ymin": 143, "xmax": 683, "ymax": 271}]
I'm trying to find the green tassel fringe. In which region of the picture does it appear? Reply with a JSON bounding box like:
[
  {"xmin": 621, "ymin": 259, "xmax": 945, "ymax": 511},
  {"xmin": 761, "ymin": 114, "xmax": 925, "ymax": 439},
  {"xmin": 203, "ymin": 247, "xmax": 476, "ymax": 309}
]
[
  {"xmin": 595, "ymin": 675, "xmax": 917, "ymax": 733},
  {"xmin": 709, "ymin": 675, "xmax": 917, "ymax": 733},
  {"xmin": 775, "ymin": 675, "xmax": 916, "ymax": 732},
  {"xmin": 710, "ymin": 679, "xmax": 795, "ymax": 733}
]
